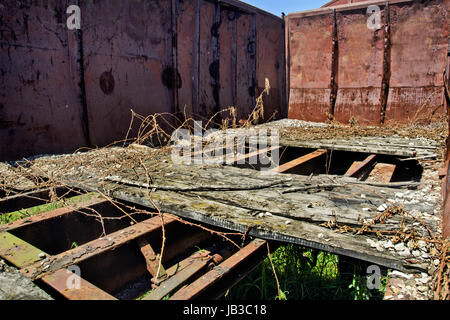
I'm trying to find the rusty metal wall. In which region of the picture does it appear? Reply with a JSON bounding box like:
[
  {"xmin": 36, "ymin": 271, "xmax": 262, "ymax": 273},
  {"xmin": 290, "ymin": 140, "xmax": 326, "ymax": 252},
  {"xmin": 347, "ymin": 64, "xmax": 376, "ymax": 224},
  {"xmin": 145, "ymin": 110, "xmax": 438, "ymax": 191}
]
[
  {"xmin": 286, "ymin": 0, "xmax": 449, "ymax": 125},
  {"xmin": 0, "ymin": 0, "xmax": 286, "ymax": 161},
  {"xmin": 0, "ymin": 0, "xmax": 89, "ymax": 160}
]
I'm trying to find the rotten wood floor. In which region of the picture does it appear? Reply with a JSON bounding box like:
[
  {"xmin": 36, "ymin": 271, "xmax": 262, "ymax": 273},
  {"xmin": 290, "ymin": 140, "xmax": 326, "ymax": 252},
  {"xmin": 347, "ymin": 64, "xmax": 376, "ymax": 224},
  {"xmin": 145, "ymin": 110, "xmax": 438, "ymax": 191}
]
[{"xmin": 0, "ymin": 120, "xmax": 442, "ymax": 277}]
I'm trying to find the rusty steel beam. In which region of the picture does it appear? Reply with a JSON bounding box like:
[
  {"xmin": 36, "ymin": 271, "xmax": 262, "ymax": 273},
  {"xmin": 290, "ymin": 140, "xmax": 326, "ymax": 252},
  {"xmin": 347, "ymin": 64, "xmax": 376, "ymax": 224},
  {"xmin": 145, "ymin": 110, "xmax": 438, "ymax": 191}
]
[
  {"xmin": 345, "ymin": 154, "xmax": 377, "ymax": 178},
  {"xmin": 138, "ymin": 238, "xmax": 167, "ymax": 282},
  {"xmin": 21, "ymin": 215, "xmax": 177, "ymax": 280},
  {"xmin": 41, "ymin": 268, "xmax": 116, "ymax": 300},
  {"xmin": 169, "ymin": 239, "xmax": 267, "ymax": 300},
  {"xmin": 269, "ymin": 149, "xmax": 327, "ymax": 173},
  {"xmin": 0, "ymin": 197, "xmax": 108, "ymax": 233},
  {"xmin": 143, "ymin": 250, "xmax": 213, "ymax": 300},
  {"xmin": 0, "ymin": 187, "xmax": 80, "ymax": 215}
]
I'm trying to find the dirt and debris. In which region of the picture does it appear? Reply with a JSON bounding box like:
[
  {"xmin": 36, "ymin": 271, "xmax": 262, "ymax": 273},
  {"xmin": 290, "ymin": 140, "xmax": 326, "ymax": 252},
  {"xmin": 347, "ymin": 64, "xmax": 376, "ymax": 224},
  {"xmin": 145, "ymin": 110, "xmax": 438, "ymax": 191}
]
[{"xmin": 0, "ymin": 259, "xmax": 53, "ymax": 300}]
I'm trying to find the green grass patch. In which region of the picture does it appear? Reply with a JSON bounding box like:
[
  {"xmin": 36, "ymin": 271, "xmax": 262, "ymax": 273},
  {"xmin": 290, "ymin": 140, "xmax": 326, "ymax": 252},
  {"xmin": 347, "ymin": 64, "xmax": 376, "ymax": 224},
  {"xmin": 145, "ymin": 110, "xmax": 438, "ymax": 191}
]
[
  {"xmin": 0, "ymin": 192, "xmax": 100, "ymax": 225},
  {"xmin": 223, "ymin": 244, "xmax": 387, "ymax": 300}
]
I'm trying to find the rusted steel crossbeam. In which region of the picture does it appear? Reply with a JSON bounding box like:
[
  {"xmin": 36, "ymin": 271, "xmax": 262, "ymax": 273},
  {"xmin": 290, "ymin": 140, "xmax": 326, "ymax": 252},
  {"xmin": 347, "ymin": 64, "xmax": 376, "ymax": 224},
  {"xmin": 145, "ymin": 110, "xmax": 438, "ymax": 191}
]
[
  {"xmin": 169, "ymin": 239, "xmax": 267, "ymax": 300},
  {"xmin": 142, "ymin": 249, "xmax": 214, "ymax": 300},
  {"xmin": 41, "ymin": 268, "xmax": 116, "ymax": 300},
  {"xmin": 0, "ymin": 187, "xmax": 78, "ymax": 215},
  {"xmin": 0, "ymin": 197, "xmax": 107, "ymax": 233},
  {"xmin": 269, "ymin": 149, "xmax": 327, "ymax": 173},
  {"xmin": 21, "ymin": 215, "xmax": 176, "ymax": 280},
  {"xmin": 0, "ymin": 232, "xmax": 114, "ymax": 300},
  {"xmin": 233, "ymin": 145, "xmax": 281, "ymax": 164},
  {"xmin": 345, "ymin": 154, "xmax": 377, "ymax": 178}
]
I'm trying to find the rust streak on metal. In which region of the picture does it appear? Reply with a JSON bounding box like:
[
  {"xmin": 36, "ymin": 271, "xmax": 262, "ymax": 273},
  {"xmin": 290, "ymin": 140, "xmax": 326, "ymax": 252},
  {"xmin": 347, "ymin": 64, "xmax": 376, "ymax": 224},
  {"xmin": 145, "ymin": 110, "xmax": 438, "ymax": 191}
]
[
  {"xmin": 270, "ymin": 149, "xmax": 327, "ymax": 173},
  {"xmin": 41, "ymin": 268, "xmax": 116, "ymax": 300},
  {"xmin": 170, "ymin": 239, "xmax": 266, "ymax": 300},
  {"xmin": 21, "ymin": 215, "xmax": 177, "ymax": 280}
]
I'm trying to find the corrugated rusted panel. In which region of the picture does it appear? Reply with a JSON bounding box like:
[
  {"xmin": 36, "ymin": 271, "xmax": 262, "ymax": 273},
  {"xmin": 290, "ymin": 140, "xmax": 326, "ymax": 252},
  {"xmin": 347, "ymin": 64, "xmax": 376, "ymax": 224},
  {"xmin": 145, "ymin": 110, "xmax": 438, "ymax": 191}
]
[
  {"xmin": 218, "ymin": 7, "xmax": 236, "ymax": 113},
  {"xmin": 333, "ymin": 8, "xmax": 384, "ymax": 125},
  {"xmin": 0, "ymin": 0, "xmax": 88, "ymax": 161},
  {"xmin": 81, "ymin": 0, "xmax": 173, "ymax": 146},
  {"xmin": 198, "ymin": 0, "xmax": 217, "ymax": 120},
  {"xmin": 385, "ymin": 0, "xmax": 449, "ymax": 124},
  {"xmin": 177, "ymin": 0, "xmax": 198, "ymax": 118},
  {"xmin": 287, "ymin": 14, "xmax": 334, "ymax": 122},
  {"xmin": 256, "ymin": 14, "xmax": 286, "ymax": 120},
  {"xmin": 235, "ymin": 13, "xmax": 254, "ymax": 120}
]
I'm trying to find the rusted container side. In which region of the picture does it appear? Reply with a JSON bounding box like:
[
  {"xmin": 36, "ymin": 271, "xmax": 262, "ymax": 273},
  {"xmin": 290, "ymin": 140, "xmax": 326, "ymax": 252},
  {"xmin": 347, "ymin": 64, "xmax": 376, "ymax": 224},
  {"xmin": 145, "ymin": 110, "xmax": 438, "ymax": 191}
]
[
  {"xmin": 287, "ymin": 13, "xmax": 334, "ymax": 122},
  {"xmin": 0, "ymin": 1, "xmax": 88, "ymax": 161},
  {"xmin": 0, "ymin": 0, "xmax": 286, "ymax": 160},
  {"xmin": 256, "ymin": 14, "xmax": 286, "ymax": 120},
  {"xmin": 385, "ymin": 0, "xmax": 449, "ymax": 124},
  {"xmin": 235, "ymin": 13, "xmax": 255, "ymax": 120},
  {"xmin": 80, "ymin": 0, "xmax": 174, "ymax": 146},
  {"xmin": 218, "ymin": 7, "xmax": 236, "ymax": 114},
  {"xmin": 198, "ymin": 0, "xmax": 217, "ymax": 121},
  {"xmin": 333, "ymin": 8, "xmax": 384, "ymax": 125}
]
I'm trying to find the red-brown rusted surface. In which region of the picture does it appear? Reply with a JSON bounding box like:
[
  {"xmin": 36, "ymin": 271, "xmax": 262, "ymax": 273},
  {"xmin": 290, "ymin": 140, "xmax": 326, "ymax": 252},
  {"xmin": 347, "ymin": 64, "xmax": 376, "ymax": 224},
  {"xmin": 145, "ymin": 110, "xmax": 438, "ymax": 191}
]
[
  {"xmin": 333, "ymin": 8, "xmax": 385, "ymax": 124},
  {"xmin": 287, "ymin": 13, "xmax": 334, "ymax": 122},
  {"xmin": 81, "ymin": 0, "xmax": 174, "ymax": 147},
  {"xmin": 0, "ymin": 0, "xmax": 88, "ymax": 160},
  {"xmin": 345, "ymin": 154, "xmax": 376, "ymax": 177},
  {"xmin": 270, "ymin": 149, "xmax": 327, "ymax": 173},
  {"xmin": 287, "ymin": 0, "xmax": 449, "ymax": 125},
  {"xmin": 169, "ymin": 239, "xmax": 267, "ymax": 300},
  {"xmin": 443, "ymin": 61, "xmax": 450, "ymax": 239},
  {"xmin": 385, "ymin": 0, "xmax": 448, "ymax": 124},
  {"xmin": 42, "ymin": 268, "xmax": 116, "ymax": 300},
  {"xmin": 322, "ymin": 0, "xmax": 372, "ymax": 8},
  {"xmin": 21, "ymin": 215, "xmax": 177, "ymax": 280},
  {"xmin": 0, "ymin": 0, "xmax": 285, "ymax": 161}
]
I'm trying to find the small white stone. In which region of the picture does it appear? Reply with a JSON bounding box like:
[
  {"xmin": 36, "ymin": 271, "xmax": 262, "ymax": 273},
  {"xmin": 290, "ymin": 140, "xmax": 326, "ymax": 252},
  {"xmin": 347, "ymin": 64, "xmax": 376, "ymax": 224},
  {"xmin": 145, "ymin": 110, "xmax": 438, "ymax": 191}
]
[
  {"xmin": 383, "ymin": 240, "xmax": 394, "ymax": 249},
  {"xmin": 388, "ymin": 270, "xmax": 413, "ymax": 280},
  {"xmin": 265, "ymin": 212, "xmax": 273, "ymax": 217},
  {"xmin": 257, "ymin": 212, "xmax": 265, "ymax": 218},
  {"xmin": 285, "ymin": 220, "xmax": 291, "ymax": 225},
  {"xmin": 318, "ymin": 233, "xmax": 324, "ymax": 239},
  {"xmin": 395, "ymin": 193, "xmax": 404, "ymax": 198},
  {"xmin": 377, "ymin": 204, "xmax": 388, "ymax": 212},
  {"xmin": 398, "ymin": 248, "xmax": 411, "ymax": 257},
  {"xmin": 412, "ymin": 250, "xmax": 421, "ymax": 257},
  {"xmin": 360, "ymin": 194, "xmax": 366, "ymax": 199},
  {"xmin": 434, "ymin": 259, "xmax": 440, "ymax": 266},
  {"xmin": 362, "ymin": 208, "xmax": 370, "ymax": 212},
  {"xmin": 394, "ymin": 242, "xmax": 406, "ymax": 252}
]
